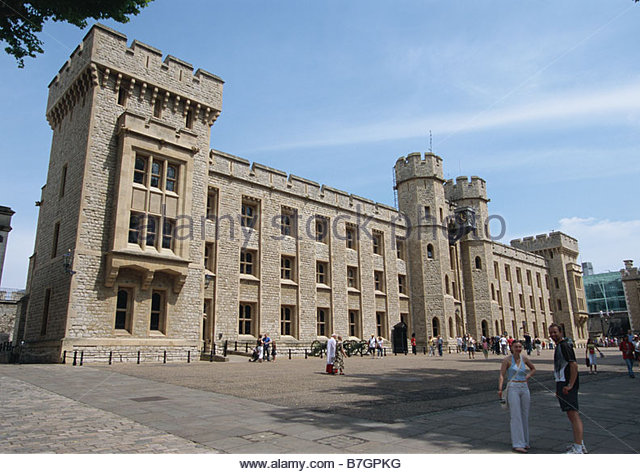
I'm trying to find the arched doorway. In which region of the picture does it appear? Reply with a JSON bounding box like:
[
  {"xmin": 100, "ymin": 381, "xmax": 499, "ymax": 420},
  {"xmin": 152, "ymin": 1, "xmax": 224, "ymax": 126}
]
[
  {"xmin": 481, "ymin": 320, "xmax": 489, "ymax": 338},
  {"xmin": 432, "ymin": 317, "xmax": 440, "ymax": 337}
]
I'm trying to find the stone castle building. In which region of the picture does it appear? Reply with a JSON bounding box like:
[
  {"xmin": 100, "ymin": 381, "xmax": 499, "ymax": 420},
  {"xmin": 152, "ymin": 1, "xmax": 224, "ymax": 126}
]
[
  {"xmin": 621, "ymin": 260, "xmax": 640, "ymax": 333},
  {"xmin": 14, "ymin": 24, "xmax": 589, "ymax": 362}
]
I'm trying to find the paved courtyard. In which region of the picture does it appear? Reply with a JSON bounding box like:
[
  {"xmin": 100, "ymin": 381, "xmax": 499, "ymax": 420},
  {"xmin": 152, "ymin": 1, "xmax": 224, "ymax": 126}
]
[{"xmin": 0, "ymin": 347, "xmax": 638, "ymax": 454}]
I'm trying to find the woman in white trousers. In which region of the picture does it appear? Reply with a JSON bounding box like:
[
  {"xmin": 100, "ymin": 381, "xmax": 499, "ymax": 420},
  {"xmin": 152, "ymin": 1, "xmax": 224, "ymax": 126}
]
[{"xmin": 498, "ymin": 340, "xmax": 536, "ymax": 453}]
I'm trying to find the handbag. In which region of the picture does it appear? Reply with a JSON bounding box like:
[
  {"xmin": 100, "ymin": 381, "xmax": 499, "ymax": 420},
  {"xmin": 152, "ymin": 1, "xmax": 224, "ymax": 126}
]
[
  {"xmin": 500, "ymin": 382, "xmax": 510, "ymax": 410},
  {"xmin": 585, "ymin": 357, "xmax": 590, "ymax": 367}
]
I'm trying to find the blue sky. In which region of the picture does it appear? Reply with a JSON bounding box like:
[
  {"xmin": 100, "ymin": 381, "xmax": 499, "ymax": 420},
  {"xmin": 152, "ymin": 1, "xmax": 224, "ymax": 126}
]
[{"xmin": 1, "ymin": 0, "xmax": 639, "ymax": 288}]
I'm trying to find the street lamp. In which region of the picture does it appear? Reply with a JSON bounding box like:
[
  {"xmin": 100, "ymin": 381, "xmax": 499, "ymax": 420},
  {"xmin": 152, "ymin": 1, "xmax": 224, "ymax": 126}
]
[{"xmin": 62, "ymin": 249, "xmax": 76, "ymax": 275}]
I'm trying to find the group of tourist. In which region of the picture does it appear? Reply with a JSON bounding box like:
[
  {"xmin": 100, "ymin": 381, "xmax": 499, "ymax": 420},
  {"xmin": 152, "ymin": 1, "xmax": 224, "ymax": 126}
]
[
  {"xmin": 249, "ymin": 333, "xmax": 277, "ymax": 362},
  {"xmin": 367, "ymin": 335, "xmax": 385, "ymax": 358},
  {"xmin": 498, "ymin": 323, "xmax": 587, "ymax": 454},
  {"xmin": 324, "ymin": 334, "xmax": 347, "ymax": 375}
]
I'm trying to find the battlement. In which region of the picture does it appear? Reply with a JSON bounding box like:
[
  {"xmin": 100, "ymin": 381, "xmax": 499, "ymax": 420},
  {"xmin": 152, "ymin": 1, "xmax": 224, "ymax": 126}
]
[
  {"xmin": 510, "ymin": 231, "xmax": 579, "ymax": 254},
  {"xmin": 443, "ymin": 175, "xmax": 488, "ymax": 202},
  {"xmin": 394, "ymin": 152, "xmax": 444, "ymax": 185},
  {"xmin": 211, "ymin": 150, "xmax": 405, "ymax": 225},
  {"xmin": 47, "ymin": 23, "xmax": 223, "ymax": 125}
]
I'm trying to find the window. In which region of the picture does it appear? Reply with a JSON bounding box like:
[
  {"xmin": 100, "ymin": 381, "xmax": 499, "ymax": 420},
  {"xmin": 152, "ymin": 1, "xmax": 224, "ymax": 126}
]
[
  {"xmin": 41, "ymin": 288, "xmax": 51, "ymax": 336},
  {"xmin": 545, "ymin": 275, "xmax": 550, "ymax": 289},
  {"xmin": 204, "ymin": 242, "xmax": 214, "ymax": 271},
  {"xmin": 529, "ymin": 295, "xmax": 535, "ymax": 309},
  {"xmin": 497, "ymin": 289, "xmax": 501, "ymax": 305},
  {"xmin": 519, "ymin": 294, "xmax": 524, "ymax": 308},
  {"xmin": 281, "ymin": 255, "xmax": 295, "ymax": 281},
  {"xmin": 146, "ymin": 215, "xmax": 158, "ymax": 247},
  {"xmin": 449, "ymin": 247, "xmax": 455, "ymax": 270},
  {"xmin": 508, "ymin": 292, "xmax": 514, "ymax": 307},
  {"xmin": 445, "ymin": 275, "xmax": 450, "ymax": 294},
  {"xmin": 372, "ymin": 232, "xmax": 383, "ymax": 255},
  {"xmin": 51, "ymin": 222, "xmax": 60, "ymax": 258},
  {"xmin": 166, "ymin": 164, "xmax": 178, "ymax": 192},
  {"xmin": 396, "ymin": 238, "xmax": 405, "ymax": 260},
  {"xmin": 239, "ymin": 303, "xmax": 254, "ymax": 335},
  {"xmin": 452, "ymin": 280, "xmax": 458, "ymax": 299},
  {"xmin": 206, "ymin": 188, "xmax": 217, "ymax": 219},
  {"xmin": 424, "ymin": 206, "xmax": 431, "ymax": 220},
  {"xmin": 539, "ymin": 297, "xmax": 545, "ymax": 312},
  {"xmin": 241, "ymin": 202, "xmax": 258, "ymax": 229},
  {"xmin": 491, "ymin": 284, "xmax": 495, "ymax": 300},
  {"xmin": 526, "ymin": 270, "xmax": 532, "ymax": 286},
  {"xmin": 115, "ymin": 288, "xmax": 132, "ymax": 331},
  {"xmin": 153, "ymin": 99, "xmax": 162, "ymax": 118},
  {"xmin": 376, "ymin": 312, "xmax": 386, "ymax": 337},
  {"xmin": 548, "ymin": 298, "xmax": 553, "ymax": 312},
  {"xmin": 315, "ymin": 216, "xmax": 328, "ymax": 243},
  {"xmin": 516, "ymin": 268, "xmax": 522, "ymax": 284},
  {"xmin": 349, "ymin": 310, "xmax": 360, "ymax": 337},
  {"xmin": 578, "ymin": 297, "xmax": 585, "ymax": 311},
  {"xmin": 117, "ymin": 86, "xmax": 127, "ymax": 106},
  {"xmin": 432, "ymin": 317, "xmax": 440, "ymax": 337},
  {"xmin": 475, "ymin": 256, "xmax": 482, "ymax": 270},
  {"xmin": 240, "ymin": 249, "xmax": 256, "ymax": 276},
  {"xmin": 346, "ymin": 224, "xmax": 357, "ymax": 250},
  {"xmin": 374, "ymin": 271, "xmax": 385, "ymax": 292},
  {"xmin": 59, "ymin": 164, "xmax": 67, "ymax": 198},
  {"xmin": 185, "ymin": 109, "xmax": 194, "ymax": 129},
  {"xmin": 317, "ymin": 308, "xmax": 329, "ymax": 336},
  {"xmin": 280, "ymin": 306, "xmax": 295, "ymax": 336},
  {"xmin": 575, "ymin": 275, "xmax": 582, "ymax": 289},
  {"xmin": 316, "ymin": 261, "xmax": 328, "ymax": 284},
  {"xmin": 505, "ymin": 264, "xmax": 511, "ymax": 281},
  {"xmin": 280, "ymin": 207, "xmax": 297, "ymax": 237},
  {"xmin": 557, "ymin": 299, "xmax": 563, "ymax": 311},
  {"xmin": 536, "ymin": 272, "xmax": 542, "ymax": 288},
  {"xmin": 162, "ymin": 219, "xmax": 175, "ymax": 250},
  {"xmin": 149, "ymin": 291, "xmax": 165, "ymax": 333},
  {"xmin": 134, "ymin": 155, "xmax": 147, "ymax": 185},
  {"xmin": 347, "ymin": 266, "xmax": 359, "ymax": 289},
  {"xmin": 150, "ymin": 160, "xmax": 163, "ymax": 188},
  {"xmin": 398, "ymin": 275, "xmax": 407, "ymax": 295},
  {"xmin": 494, "ymin": 262, "xmax": 499, "ymax": 279},
  {"xmin": 439, "ymin": 208, "xmax": 444, "ymax": 222},
  {"xmin": 128, "ymin": 212, "xmax": 142, "ymax": 244},
  {"xmin": 554, "ymin": 277, "xmax": 559, "ymax": 289},
  {"xmin": 427, "ymin": 244, "xmax": 434, "ymax": 259}
]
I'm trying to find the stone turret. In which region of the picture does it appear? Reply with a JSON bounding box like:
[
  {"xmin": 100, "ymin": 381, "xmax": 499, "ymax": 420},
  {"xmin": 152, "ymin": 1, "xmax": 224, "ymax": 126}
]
[{"xmin": 621, "ymin": 260, "xmax": 639, "ymax": 333}]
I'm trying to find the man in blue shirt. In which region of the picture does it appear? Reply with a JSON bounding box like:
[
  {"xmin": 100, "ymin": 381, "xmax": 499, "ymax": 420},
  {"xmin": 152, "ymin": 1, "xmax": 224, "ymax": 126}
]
[{"xmin": 263, "ymin": 333, "xmax": 271, "ymax": 362}]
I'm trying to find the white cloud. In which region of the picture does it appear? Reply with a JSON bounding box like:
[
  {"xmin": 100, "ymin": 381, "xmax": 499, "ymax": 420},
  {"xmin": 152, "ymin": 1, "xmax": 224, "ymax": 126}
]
[
  {"xmin": 1, "ymin": 228, "xmax": 34, "ymax": 289},
  {"xmin": 558, "ymin": 217, "xmax": 640, "ymax": 273},
  {"xmin": 250, "ymin": 81, "xmax": 640, "ymax": 152}
]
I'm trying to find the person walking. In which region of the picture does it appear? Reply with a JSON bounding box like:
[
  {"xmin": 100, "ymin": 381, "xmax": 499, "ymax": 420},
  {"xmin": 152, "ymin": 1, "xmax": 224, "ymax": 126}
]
[
  {"xmin": 498, "ymin": 340, "xmax": 536, "ymax": 453},
  {"xmin": 500, "ymin": 335, "xmax": 508, "ymax": 355},
  {"xmin": 411, "ymin": 333, "xmax": 417, "ymax": 355},
  {"xmin": 437, "ymin": 336, "xmax": 443, "ymax": 357},
  {"xmin": 257, "ymin": 336, "xmax": 264, "ymax": 363},
  {"xmin": 428, "ymin": 337, "xmax": 436, "ymax": 356},
  {"xmin": 534, "ymin": 337, "xmax": 542, "ymax": 356},
  {"xmin": 619, "ymin": 336, "xmax": 636, "ymax": 378},
  {"xmin": 523, "ymin": 333, "xmax": 532, "ymax": 356},
  {"xmin": 326, "ymin": 334, "xmax": 337, "ymax": 374},
  {"xmin": 376, "ymin": 336, "xmax": 384, "ymax": 358},
  {"xmin": 271, "ymin": 341, "xmax": 277, "ymax": 362},
  {"xmin": 262, "ymin": 333, "xmax": 271, "ymax": 362},
  {"xmin": 467, "ymin": 336, "xmax": 476, "ymax": 359},
  {"xmin": 585, "ymin": 338, "xmax": 602, "ymax": 374},
  {"xmin": 368, "ymin": 334, "xmax": 377, "ymax": 358},
  {"xmin": 549, "ymin": 323, "xmax": 586, "ymax": 454},
  {"xmin": 482, "ymin": 338, "xmax": 489, "ymax": 360},
  {"xmin": 334, "ymin": 336, "xmax": 346, "ymax": 375}
]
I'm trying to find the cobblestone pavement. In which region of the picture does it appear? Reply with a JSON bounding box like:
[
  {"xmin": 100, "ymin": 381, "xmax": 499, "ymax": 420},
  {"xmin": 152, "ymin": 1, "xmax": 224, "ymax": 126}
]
[
  {"xmin": 0, "ymin": 376, "xmax": 214, "ymax": 453},
  {"xmin": 1, "ymin": 347, "xmax": 638, "ymax": 454}
]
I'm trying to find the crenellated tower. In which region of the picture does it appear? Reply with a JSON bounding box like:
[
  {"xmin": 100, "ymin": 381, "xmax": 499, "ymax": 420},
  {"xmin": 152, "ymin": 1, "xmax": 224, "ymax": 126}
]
[
  {"xmin": 444, "ymin": 176, "xmax": 494, "ymax": 338},
  {"xmin": 20, "ymin": 24, "xmax": 223, "ymax": 362},
  {"xmin": 394, "ymin": 152, "xmax": 457, "ymax": 344}
]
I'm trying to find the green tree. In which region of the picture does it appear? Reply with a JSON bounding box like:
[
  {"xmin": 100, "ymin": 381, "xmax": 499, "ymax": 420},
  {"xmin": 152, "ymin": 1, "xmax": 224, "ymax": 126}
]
[{"xmin": 1, "ymin": 0, "xmax": 152, "ymax": 67}]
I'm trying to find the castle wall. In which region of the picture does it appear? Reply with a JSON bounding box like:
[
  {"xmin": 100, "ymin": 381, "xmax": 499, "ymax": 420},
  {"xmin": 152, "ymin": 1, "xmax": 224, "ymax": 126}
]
[{"xmin": 621, "ymin": 260, "xmax": 640, "ymax": 333}]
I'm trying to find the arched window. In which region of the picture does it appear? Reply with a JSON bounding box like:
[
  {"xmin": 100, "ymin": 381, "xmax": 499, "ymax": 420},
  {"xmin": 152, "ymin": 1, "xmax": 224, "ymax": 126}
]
[
  {"xmin": 432, "ymin": 317, "xmax": 440, "ymax": 337},
  {"xmin": 427, "ymin": 244, "xmax": 434, "ymax": 259},
  {"xmin": 475, "ymin": 256, "xmax": 482, "ymax": 269},
  {"xmin": 491, "ymin": 284, "xmax": 495, "ymax": 301},
  {"xmin": 445, "ymin": 275, "xmax": 450, "ymax": 294},
  {"xmin": 448, "ymin": 317, "xmax": 454, "ymax": 337}
]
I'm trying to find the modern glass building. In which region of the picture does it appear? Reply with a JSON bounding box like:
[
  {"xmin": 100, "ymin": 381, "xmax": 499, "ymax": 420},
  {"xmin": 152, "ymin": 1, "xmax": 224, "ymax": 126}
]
[{"xmin": 584, "ymin": 270, "xmax": 629, "ymax": 336}]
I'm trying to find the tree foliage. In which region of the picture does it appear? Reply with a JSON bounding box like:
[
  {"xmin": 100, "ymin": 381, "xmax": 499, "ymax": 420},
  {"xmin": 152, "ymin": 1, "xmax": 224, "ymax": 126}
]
[{"xmin": 0, "ymin": 0, "xmax": 152, "ymax": 67}]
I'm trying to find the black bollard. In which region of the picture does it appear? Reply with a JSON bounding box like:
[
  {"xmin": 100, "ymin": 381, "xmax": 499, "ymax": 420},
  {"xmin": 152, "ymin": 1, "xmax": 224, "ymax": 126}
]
[
  {"xmin": 210, "ymin": 350, "xmax": 213, "ymax": 362},
  {"xmin": 80, "ymin": 351, "xmax": 84, "ymax": 366},
  {"xmin": 245, "ymin": 342, "xmax": 249, "ymax": 353},
  {"xmin": 423, "ymin": 347, "xmax": 426, "ymax": 355},
  {"xmin": 235, "ymin": 341, "xmax": 238, "ymax": 351},
  {"xmin": 289, "ymin": 348, "xmax": 292, "ymax": 360},
  {"xmin": 305, "ymin": 349, "xmax": 308, "ymax": 359},
  {"xmin": 137, "ymin": 351, "xmax": 140, "ymax": 364},
  {"xmin": 223, "ymin": 340, "xmax": 228, "ymax": 357},
  {"xmin": 164, "ymin": 350, "xmax": 167, "ymax": 364},
  {"xmin": 188, "ymin": 350, "xmax": 191, "ymax": 363},
  {"xmin": 213, "ymin": 343, "xmax": 216, "ymax": 354},
  {"xmin": 384, "ymin": 348, "xmax": 387, "ymax": 357},
  {"xmin": 109, "ymin": 351, "xmax": 112, "ymax": 365},
  {"xmin": 73, "ymin": 351, "xmax": 77, "ymax": 366},
  {"xmin": 62, "ymin": 350, "xmax": 66, "ymax": 364}
]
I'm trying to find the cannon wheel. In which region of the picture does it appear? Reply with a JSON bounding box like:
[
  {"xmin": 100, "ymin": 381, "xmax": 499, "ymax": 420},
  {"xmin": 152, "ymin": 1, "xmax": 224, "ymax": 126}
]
[
  {"xmin": 342, "ymin": 340, "xmax": 355, "ymax": 357},
  {"xmin": 310, "ymin": 340, "xmax": 323, "ymax": 356}
]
